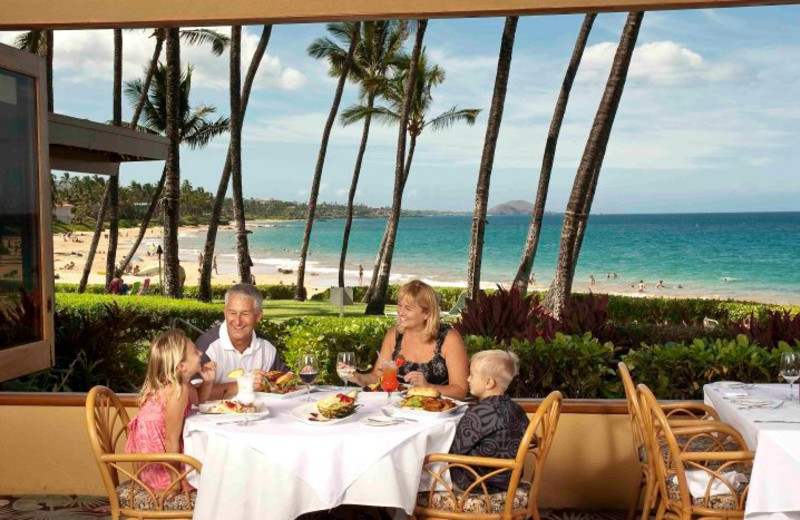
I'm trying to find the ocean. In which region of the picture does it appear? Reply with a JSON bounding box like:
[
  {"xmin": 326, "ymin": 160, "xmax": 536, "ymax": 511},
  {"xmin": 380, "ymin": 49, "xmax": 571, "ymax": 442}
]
[{"xmin": 177, "ymin": 212, "xmax": 800, "ymax": 304}]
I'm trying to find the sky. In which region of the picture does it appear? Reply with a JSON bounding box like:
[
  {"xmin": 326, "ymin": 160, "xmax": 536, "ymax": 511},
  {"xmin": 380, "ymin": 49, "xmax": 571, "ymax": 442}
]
[{"xmin": 2, "ymin": 7, "xmax": 799, "ymax": 213}]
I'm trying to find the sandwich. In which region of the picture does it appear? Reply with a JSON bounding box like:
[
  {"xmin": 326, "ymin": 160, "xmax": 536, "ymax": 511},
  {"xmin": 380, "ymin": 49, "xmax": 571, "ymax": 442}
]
[
  {"xmin": 400, "ymin": 387, "xmax": 456, "ymax": 412},
  {"xmin": 262, "ymin": 371, "xmax": 300, "ymax": 393}
]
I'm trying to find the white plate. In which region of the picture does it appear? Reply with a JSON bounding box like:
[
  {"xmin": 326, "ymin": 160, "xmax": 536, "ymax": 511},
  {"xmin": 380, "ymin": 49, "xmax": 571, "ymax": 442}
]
[
  {"xmin": 714, "ymin": 381, "xmax": 749, "ymax": 389},
  {"xmin": 393, "ymin": 398, "xmax": 468, "ymax": 420},
  {"xmin": 258, "ymin": 386, "xmax": 316, "ymax": 400},
  {"xmin": 290, "ymin": 402, "xmax": 357, "ymax": 425},
  {"xmin": 198, "ymin": 400, "xmax": 269, "ymax": 420}
]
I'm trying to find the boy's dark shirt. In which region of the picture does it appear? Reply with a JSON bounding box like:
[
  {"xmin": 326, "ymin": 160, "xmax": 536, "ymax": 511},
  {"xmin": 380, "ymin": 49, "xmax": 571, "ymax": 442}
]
[{"xmin": 449, "ymin": 394, "xmax": 529, "ymax": 492}]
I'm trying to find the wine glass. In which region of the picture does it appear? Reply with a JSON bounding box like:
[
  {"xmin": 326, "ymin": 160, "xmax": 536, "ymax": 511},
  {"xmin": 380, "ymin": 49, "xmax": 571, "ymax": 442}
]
[
  {"xmin": 299, "ymin": 353, "xmax": 319, "ymax": 402},
  {"xmin": 380, "ymin": 360, "xmax": 399, "ymax": 405},
  {"xmin": 336, "ymin": 351, "xmax": 356, "ymax": 391},
  {"xmin": 780, "ymin": 352, "xmax": 800, "ymax": 401}
]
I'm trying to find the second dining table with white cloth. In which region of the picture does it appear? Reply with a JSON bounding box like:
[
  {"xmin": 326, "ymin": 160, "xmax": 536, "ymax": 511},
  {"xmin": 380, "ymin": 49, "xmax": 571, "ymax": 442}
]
[
  {"xmin": 184, "ymin": 390, "xmax": 465, "ymax": 520},
  {"xmin": 704, "ymin": 383, "xmax": 800, "ymax": 520}
]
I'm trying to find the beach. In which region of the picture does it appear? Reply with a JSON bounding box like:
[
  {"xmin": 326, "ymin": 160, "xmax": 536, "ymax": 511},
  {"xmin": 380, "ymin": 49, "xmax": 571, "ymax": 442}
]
[{"xmin": 52, "ymin": 214, "xmax": 800, "ymax": 306}]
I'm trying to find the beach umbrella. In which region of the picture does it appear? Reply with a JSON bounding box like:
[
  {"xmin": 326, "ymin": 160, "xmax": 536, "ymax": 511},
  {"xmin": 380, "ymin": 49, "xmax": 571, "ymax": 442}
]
[{"xmin": 130, "ymin": 255, "xmax": 144, "ymax": 263}]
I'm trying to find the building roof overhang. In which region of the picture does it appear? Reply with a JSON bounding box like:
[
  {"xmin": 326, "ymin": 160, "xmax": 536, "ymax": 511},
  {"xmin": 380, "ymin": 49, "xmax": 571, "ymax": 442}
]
[
  {"xmin": 0, "ymin": 0, "xmax": 798, "ymax": 30},
  {"xmin": 48, "ymin": 113, "xmax": 168, "ymax": 176}
]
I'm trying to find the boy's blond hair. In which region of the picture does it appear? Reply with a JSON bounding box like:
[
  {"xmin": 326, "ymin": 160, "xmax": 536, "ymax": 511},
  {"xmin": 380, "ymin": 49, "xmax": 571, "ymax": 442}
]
[
  {"xmin": 138, "ymin": 329, "xmax": 189, "ymax": 405},
  {"xmin": 396, "ymin": 280, "xmax": 440, "ymax": 342},
  {"xmin": 471, "ymin": 349, "xmax": 520, "ymax": 392}
]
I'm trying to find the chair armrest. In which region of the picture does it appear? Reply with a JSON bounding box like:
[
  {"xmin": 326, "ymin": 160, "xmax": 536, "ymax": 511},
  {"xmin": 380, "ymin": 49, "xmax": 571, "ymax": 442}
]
[
  {"xmin": 662, "ymin": 402, "xmax": 719, "ymax": 420},
  {"xmin": 424, "ymin": 452, "xmax": 516, "ymax": 469},
  {"xmin": 101, "ymin": 453, "xmax": 203, "ymax": 473},
  {"xmin": 681, "ymin": 450, "xmax": 754, "ymax": 463},
  {"xmin": 669, "ymin": 421, "xmax": 748, "ymax": 451}
]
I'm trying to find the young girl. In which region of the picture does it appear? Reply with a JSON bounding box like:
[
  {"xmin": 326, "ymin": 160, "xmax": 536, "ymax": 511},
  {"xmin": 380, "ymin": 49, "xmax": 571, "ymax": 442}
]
[{"xmin": 125, "ymin": 329, "xmax": 216, "ymax": 491}]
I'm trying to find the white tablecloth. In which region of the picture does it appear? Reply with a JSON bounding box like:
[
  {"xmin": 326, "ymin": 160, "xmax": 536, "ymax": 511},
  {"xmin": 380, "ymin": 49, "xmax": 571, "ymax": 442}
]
[
  {"xmin": 704, "ymin": 383, "xmax": 800, "ymax": 520},
  {"xmin": 184, "ymin": 391, "xmax": 464, "ymax": 520}
]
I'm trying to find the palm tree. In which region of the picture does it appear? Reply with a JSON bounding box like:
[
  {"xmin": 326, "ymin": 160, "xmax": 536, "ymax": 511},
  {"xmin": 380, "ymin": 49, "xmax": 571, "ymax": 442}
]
[
  {"xmin": 228, "ymin": 26, "xmax": 250, "ymax": 284},
  {"xmin": 115, "ymin": 63, "xmax": 230, "ymax": 277},
  {"xmin": 14, "ymin": 30, "xmax": 53, "ymax": 111},
  {"xmin": 198, "ymin": 25, "xmax": 273, "ymax": 302},
  {"xmin": 352, "ymin": 46, "xmax": 481, "ymax": 311},
  {"xmin": 105, "ymin": 29, "xmax": 123, "ymax": 291},
  {"xmin": 162, "ymin": 29, "xmax": 182, "ymax": 298},
  {"xmin": 337, "ymin": 21, "xmax": 409, "ymax": 289},
  {"xmin": 78, "ymin": 183, "xmax": 110, "ymax": 293},
  {"xmin": 115, "ymin": 28, "xmax": 230, "ymax": 276},
  {"xmin": 547, "ymin": 12, "xmax": 645, "ymax": 319},
  {"xmin": 294, "ymin": 21, "xmax": 361, "ymax": 301},
  {"xmin": 513, "ymin": 14, "xmax": 597, "ymax": 294},
  {"xmin": 465, "ymin": 16, "xmax": 518, "ymax": 301},
  {"xmin": 130, "ymin": 28, "xmax": 230, "ymax": 131}
]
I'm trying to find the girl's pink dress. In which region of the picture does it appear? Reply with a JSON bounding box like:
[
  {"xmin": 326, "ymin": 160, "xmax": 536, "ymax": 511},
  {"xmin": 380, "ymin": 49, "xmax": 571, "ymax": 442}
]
[{"xmin": 125, "ymin": 390, "xmax": 192, "ymax": 491}]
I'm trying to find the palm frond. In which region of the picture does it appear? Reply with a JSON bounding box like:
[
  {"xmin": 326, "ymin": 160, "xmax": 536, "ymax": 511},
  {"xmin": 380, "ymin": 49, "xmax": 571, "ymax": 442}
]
[
  {"xmin": 307, "ymin": 36, "xmax": 346, "ymax": 61},
  {"xmin": 14, "ymin": 30, "xmax": 46, "ymax": 55},
  {"xmin": 180, "ymin": 28, "xmax": 230, "ymax": 56},
  {"xmin": 183, "ymin": 116, "xmax": 230, "ymax": 149},
  {"xmin": 426, "ymin": 106, "xmax": 482, "ymax": 132}
]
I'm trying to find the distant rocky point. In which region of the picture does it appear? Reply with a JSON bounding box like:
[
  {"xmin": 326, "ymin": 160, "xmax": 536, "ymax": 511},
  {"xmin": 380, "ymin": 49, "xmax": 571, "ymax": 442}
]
[{"xmin": 488, "ymin": 200, "xmax": 535, "ymax": 215}]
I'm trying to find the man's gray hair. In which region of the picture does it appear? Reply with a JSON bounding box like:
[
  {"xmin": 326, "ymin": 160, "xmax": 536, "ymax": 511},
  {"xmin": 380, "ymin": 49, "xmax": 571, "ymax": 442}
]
[{"xmin": 224, "ymin": 283, "xmax": 264, "ymax": 312}]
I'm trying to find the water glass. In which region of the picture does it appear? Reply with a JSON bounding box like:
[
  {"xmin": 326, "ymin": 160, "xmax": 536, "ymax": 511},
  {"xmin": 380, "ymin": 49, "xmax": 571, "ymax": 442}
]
[
  {"xmin": 299, "ymin": 353, "xmax": 319, "ymax": 402},
  {"xmin": 780, "ymin": 352, "xmax": 800, "ymax": 401},
  {"xmin": 336, "ymin": 351, "xmax": 356, "ymax": 390}
]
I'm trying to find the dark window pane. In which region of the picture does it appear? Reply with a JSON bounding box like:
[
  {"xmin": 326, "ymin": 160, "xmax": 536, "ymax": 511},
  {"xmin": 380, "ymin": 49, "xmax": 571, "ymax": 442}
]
[{"xmin": 0, "ymin": 68, "xmax": 43, "ymax": 349}]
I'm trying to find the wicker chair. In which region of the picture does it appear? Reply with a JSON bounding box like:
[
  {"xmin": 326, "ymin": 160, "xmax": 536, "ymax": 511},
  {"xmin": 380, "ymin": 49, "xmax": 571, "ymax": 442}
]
[
  {"xmin": 637, "ymin": 384, "xmax": 753, "ymax": 520},
  {"xmin": 85, "ymin": 385, "xmax": 202, "ymax": 520},
  {"xmin": 414, "ymin": 390, "xmax": 562, "ymax": 520},
  {"xmin": 619, "ymin": 362, "xmax": 724, "ymax": 520}
]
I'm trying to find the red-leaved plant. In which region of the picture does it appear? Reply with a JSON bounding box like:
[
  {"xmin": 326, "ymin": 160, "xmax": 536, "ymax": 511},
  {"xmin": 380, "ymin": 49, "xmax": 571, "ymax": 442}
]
[{"xmin": 732, "ymin": 309, "xmax": 800, "ymax": 349}]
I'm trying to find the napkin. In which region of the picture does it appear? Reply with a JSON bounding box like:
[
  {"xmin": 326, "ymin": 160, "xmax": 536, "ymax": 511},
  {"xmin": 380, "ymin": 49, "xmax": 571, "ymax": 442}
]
[
  {"xmin": 723, "ymin": 391, "xmax": 749, "ymax": 398},
  {"xmin": 673, "ymin": 470, "xmax": 749, "ymax": 498}
]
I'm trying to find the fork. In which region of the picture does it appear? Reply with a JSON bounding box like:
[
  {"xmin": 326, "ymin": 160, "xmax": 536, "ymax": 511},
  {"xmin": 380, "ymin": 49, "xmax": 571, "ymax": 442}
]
[{"xmin": 381, "ymin": 407, "xmax": 418, "ymax": 422}]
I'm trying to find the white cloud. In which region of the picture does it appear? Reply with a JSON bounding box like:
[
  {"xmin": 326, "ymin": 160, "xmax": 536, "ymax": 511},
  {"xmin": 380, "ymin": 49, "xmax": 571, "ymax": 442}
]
[
  {"xmin": 0, "ymin": 28, "xmax": 306, "ymax": 92},
  {"xmin": 579, "ymin": 40, "xmax": 740, "ymax": 85}
]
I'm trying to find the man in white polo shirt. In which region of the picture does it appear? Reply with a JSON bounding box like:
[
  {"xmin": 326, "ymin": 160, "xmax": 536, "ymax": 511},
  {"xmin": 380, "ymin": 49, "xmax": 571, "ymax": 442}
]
[{"xmin": 196, "ymin": 283, "xmax": 289, "ymax": 400}]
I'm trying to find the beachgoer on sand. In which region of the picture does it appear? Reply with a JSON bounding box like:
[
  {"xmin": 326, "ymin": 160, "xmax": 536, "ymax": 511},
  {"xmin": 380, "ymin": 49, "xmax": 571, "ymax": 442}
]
[
  {"xmin": 590, "ymin": 275, "xmax": 596, "ymax": 285},
  {"xmin": 213, "ymin": 255, "xmax": 218, "ymax": 275},
  {"xmin": 638, "ymin": 280, "xmax": 645, "ymax": 293},
  {"xmin": 358, "ymin": 264, "xmax": 364, "ymax": 285}
]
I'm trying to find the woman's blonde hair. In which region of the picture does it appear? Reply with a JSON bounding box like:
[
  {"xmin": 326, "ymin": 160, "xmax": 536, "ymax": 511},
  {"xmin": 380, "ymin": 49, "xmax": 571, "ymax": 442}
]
[
  {"xmin": 471, "ymin": 349, "xmax": 520, "ymax": 392},
  {"xmin": 396, "ymin": 280, "xmax": 440, "ymax": 342},
  {"xmin": 138, "ymin": 329, "xmax": 190, "ymax": 405}
]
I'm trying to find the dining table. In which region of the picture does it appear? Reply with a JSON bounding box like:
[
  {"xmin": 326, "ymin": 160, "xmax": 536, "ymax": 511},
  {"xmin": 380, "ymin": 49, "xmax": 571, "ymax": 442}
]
[
  {"xmin": 183, "ymin": 389, "xmax": 466, "ymax": 520},
  {"xmin": 703, "ymin": 382, "xmax": 800, "ymax": 520}
]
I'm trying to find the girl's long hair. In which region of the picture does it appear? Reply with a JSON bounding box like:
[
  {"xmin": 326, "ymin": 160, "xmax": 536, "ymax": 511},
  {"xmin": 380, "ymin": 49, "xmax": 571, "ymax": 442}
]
[
  {"xmin": 138, "ymin": 329, "xmax": 189, "ymax": 405},
  {"xmin": 396, "ymin": 280, "xmax": 440, "ymax": 342}
]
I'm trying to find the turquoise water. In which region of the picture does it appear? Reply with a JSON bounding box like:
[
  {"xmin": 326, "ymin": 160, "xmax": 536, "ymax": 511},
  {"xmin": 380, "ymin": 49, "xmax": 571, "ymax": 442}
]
[{"xmin": 178, "ymin": 212, "xmax": 800, "ymax": 304}]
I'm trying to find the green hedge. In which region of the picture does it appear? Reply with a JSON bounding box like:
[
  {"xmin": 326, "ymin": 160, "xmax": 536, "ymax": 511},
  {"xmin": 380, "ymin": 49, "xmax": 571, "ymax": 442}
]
[
  {"xmin": 4, "ymin": 294, "xmax": 799, "ymax": 398},
  {"xmin": 310, "ymin": 285, "xmax": 467, "ymax": 310},
  {"xmin": 54, "ymin": 283, "xmax": 298, "ymax": 301}
]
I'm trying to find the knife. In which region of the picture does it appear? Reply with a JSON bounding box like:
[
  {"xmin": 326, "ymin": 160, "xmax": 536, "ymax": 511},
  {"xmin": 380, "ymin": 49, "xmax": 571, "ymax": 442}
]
[{"xmin": 215, "ymin": 415, "xmax": 268, "ymax": 425}]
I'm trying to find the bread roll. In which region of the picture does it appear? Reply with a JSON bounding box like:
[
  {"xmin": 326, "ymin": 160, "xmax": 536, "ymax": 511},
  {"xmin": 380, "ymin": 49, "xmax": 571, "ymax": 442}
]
[{"xmin": 406, "ymin": 386, "xmax": 440, "ymax": 398}]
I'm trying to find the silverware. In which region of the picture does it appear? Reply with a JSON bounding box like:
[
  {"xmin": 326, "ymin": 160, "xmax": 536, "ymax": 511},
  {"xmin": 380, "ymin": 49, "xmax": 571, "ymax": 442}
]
[
  {"xmin": 753, "ymin": 419, "xmax": 800, "ymax": 423},
  {"xmin": 215, "ymin": 416, "xmax": 268, "ymax": 425},
  {"xmin": 381, "ymin": 408, "xmax": 418, "ymax": 422}
]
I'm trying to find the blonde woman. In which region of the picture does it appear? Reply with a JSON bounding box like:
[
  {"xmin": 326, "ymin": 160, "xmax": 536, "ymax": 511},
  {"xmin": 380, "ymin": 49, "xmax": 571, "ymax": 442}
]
[{"xmin": 351, "ymin": 280, "xmax": 469, "ymax": 400}]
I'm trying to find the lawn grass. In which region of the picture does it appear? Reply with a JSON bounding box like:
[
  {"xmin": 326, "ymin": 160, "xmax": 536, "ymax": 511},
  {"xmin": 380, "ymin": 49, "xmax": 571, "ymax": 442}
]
[{"xmin": 260, "ymin": 300, "xmax": 397, "ymax": 322}]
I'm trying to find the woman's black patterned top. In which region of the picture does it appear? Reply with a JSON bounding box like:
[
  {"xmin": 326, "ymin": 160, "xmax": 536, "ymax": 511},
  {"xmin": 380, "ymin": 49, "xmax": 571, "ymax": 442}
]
[
  {"xmin": 449, "ymin": 394, "xmax": 530, "ymax": 492},
  {"xmin": 392, "ymin": 323, "xmax": 451, "ymax": 386}
]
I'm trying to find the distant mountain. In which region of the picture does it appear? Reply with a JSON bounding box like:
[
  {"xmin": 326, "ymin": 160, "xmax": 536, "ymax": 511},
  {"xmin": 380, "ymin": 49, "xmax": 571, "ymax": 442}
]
[{"xmin": 488, "ymin": 200, "xmax": 534, "ymax": 215}]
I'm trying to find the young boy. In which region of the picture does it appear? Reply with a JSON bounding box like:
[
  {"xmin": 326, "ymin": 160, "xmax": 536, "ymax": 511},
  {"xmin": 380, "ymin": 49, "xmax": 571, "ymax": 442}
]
[{"xmin": 449, "ymin": 350, "xmax": 529, "ymax": 492}]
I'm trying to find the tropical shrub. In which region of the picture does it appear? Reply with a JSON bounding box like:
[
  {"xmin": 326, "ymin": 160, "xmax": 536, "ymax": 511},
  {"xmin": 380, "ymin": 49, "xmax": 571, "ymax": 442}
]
[
  {"xmin": 561, "ymin": 293, "xmax": 610, "ymax": 338},
  {"xmin": 55, "ymin": 283, "xmax": 299, "ymax": 301},
  {"xmin": 621, "ymin": 335, "xmax": 792, "ymax": 400},
  {"xmin": 279, "ymin": 316, "xmax": 394, "ymax": 384},
  {"xmin": 731, "ymin": 309, "xmax": 800, "ymax": 349}
]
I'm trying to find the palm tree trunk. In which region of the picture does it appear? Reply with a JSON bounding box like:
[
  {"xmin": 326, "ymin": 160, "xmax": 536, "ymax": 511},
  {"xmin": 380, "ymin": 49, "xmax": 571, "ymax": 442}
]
[
  {"xmin": 547, "ymin": 12, "xmax": 644, "ymax": 319},
  {"xmin": 105, "ymin": 29, "xmax": 123, "ymax": 289},
  {"xmin": 131, "ymin": 30, "xmax": 164, "ymax": 131},
  {"xmin": 229, "ymin": 26, "xmax": 250, "ymax": 284},
  {"xmin": 363, "ymin": 131, "xmax": 416, "ymax": 303},
  {"xmin": 118, "ymin": 165, "xmax": 166, "ymax": 274},
  {"xmin": 365, "ymin": 19, "xmax": 428, "ymax": 315},
  {"xmin": 514, "ymin": 13, "xmax": 596, "ymax": 294},
  {"xmin": 45, "ymin": 30, "xmax": 53, "ymax": 112},
  {"xmin": 199, "ymin": 25, "xmax": 272, "ymax": 302},
  {"xmin": 466, "ymin": 16, "xmax": 518, "ymax": 301},
  {"xmin": 569, "ymin": 146, "xmax": 607, "ymax": 281},
  {"xmin": 162, "ymin": 28, "xmax": 182, "ymax": 298},
  {"xmin": 78, "ymin": 184, "xmax": 111, "ymax": 292},
  {"xmin": 295, "ymin": 22, "xmax": 361, "ymax": 301},
  {"xmin": 338, "ymin": 92, "xmax": 375, "ymax": 288}
]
